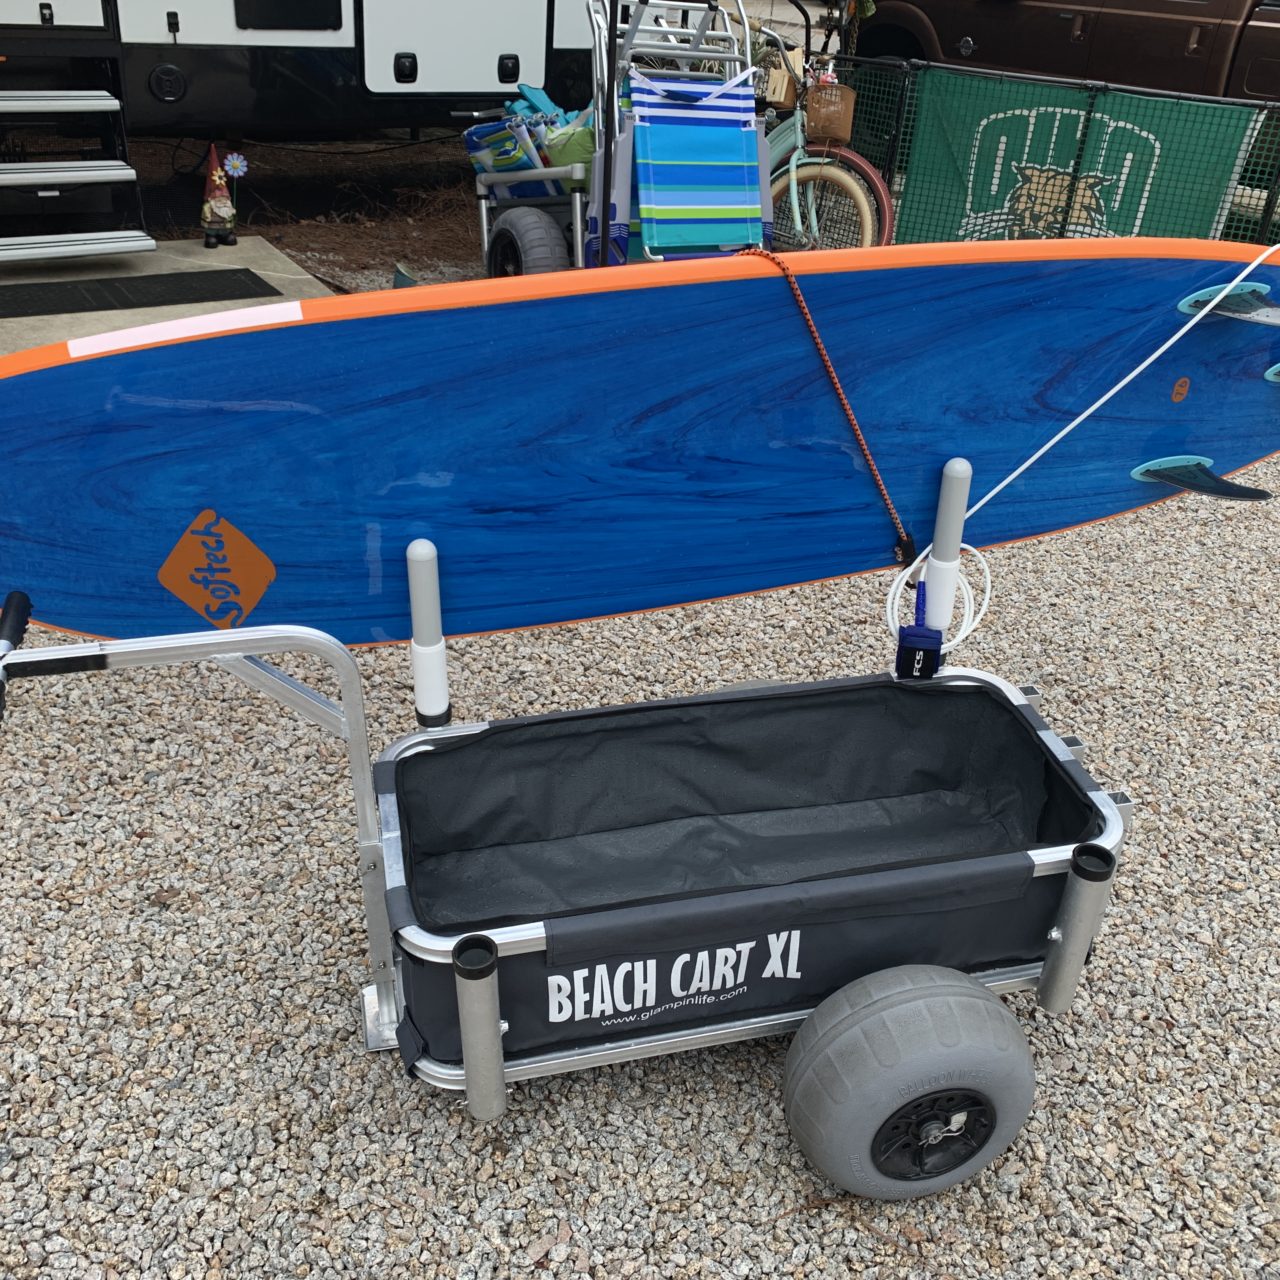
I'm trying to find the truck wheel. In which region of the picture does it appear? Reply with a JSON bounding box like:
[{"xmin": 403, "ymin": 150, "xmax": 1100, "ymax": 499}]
[
  {"xmin": 486, "ymin": 208, "xmax": 571, "ymax": 278},
  {"xmin": 855, "ymin": 28, "xmax": 925, "ymax": 62},
  {"xmin": 783, "ymin": 965, "xmax": 1036, "ymax": 1200}
]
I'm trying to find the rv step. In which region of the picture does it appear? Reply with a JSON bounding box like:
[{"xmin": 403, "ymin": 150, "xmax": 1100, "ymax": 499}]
[
  {"xmin": 0, "ymin": 230, "xmax": 156, "ymax": 263},
  {"xmin": 0, "ymin": 90, "xmax": 122, "ymax": 116},
  {"xmin": 0, "ymin": 161, "xmax": 138, "ymax": 189}
]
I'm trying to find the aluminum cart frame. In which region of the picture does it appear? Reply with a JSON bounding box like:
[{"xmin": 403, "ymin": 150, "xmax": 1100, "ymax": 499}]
[{"xmin": 0, "ymin": 612, "xmax": 1131, "ymax": 1199}]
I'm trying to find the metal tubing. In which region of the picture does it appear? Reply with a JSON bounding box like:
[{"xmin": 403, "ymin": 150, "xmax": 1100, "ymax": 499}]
[
  {"xmin": 477, "ymin": 185, "xmax": 490, "ymax": 253},
  {"xmin": 1, "ymin": 625, "xmax": 376, "ymax": 839},
  {"xmin": 453, "ymin": 935, "xmax": 508, "ymax": 1120},
  {"xmin": 598, "ymin": 0, "xmax": 622, "ymax": 267},
  {"xmin": 571, "ymin": 174, "xmax": 587, "ymax": 269},
  {"xmin": 0, "ymin": 623, "xmax": 401, "ymax": 1034},
  {"xmin": 407, "ymin": 539, "xmax": 450, "ymax": 727},
  {"xmin": 475, "ymin": 164, "xmax": 587, "ymax": 188},
  {"xmin": 1036, "ymin": 843, "xmax": 1118, "ymax": 1014},
  {"xmin": 360, "ymin": 979, "xmax": 401, "ymax": 1052},
  {"xmin": 217, "ymin": 654, "xmax": 347, "ymax": 738}
]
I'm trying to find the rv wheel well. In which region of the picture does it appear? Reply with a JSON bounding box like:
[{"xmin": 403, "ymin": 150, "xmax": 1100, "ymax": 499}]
[{"xmin": 854, "ymin": 27, "xmax": 925, "ymax": 61}]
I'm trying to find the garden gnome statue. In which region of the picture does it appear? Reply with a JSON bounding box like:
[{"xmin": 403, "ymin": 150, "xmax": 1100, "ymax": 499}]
[{"xmin": 201, "ymin": 144, "xmax": 238, "ymax": 248}]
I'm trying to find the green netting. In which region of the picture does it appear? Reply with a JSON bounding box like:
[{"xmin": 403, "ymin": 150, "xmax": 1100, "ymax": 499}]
[
  {"xmin": 833, "ymin": 58, "xmax": 911, "ymax": 179},
  {"xmin": 832, "ymin": 57, "xmax": 1280, "ymax": 246}
]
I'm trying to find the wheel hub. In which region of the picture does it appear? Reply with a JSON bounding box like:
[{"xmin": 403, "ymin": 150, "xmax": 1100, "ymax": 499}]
[
  {"xmin": 490, "ymin": 235, "xmax": 521, "ymax": 277},
  {"xmin": 919, "ymin": 1111, "xmax": 968, "ymax": 1145},
  {"xmin": 871, "ymin": 1090, "xmax": 996, "ymax": 1181}
]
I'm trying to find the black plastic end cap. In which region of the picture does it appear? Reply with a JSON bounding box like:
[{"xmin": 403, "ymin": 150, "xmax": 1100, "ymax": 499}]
[
  {"xmin": 1071, "ymin": 843, "xmax": 1117, "ymax": 883},
  {"xmin": 0, "ymin": 591, "xmax": 33, "ymax": 650},
  {"xmin": 416, "ymin": 704, "xmax": 452, "ymax": 729},
  {"xmin": 453, "ymin": 934, "xmax": 498, "ymax": 980}
]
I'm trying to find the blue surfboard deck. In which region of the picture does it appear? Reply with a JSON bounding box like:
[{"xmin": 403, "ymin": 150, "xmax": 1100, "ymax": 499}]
[{"xmin": 0, "ymin": 240, "xmax": 1275, "ymax": 644}]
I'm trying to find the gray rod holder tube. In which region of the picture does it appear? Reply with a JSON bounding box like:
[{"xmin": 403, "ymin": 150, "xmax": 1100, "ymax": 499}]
[
  {"xmin": 923, "ymin": 457, "xmax": 972, "ymax": 633},
  {"xmin": 931, "ymin": 457, "xmax": 972, "ymax": 564},
  {"xmin": 407, "ymin": 539, "xmax": 451, "ymax": 727},
  {"xmin": 453, "ymin": 935, "xmax": 507, "ymax": 1120},
  {"xmin": 1036, "ymin": 843, "xmax": 1118, "ymax": 1014}
]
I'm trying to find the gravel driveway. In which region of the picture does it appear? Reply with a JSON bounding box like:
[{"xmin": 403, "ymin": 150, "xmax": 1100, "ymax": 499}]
[{"xmin": 1, "ymin": 457, "xmax": 1277, "ymax": 1279}]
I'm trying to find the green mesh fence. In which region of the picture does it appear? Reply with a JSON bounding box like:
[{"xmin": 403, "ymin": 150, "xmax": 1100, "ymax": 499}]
[
  {"xmin": 833, "ymin": 57, "xmax": 912, "ymax": 182},
  {"xmin": 832, "ymin": 58, "xmax": 1280, "ymax": 246}
]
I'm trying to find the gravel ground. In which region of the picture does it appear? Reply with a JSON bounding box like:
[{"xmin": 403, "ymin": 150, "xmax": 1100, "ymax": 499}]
[{"xmin": 1, "ymin": 456, "xmax": 1277, "ymax": 1279}]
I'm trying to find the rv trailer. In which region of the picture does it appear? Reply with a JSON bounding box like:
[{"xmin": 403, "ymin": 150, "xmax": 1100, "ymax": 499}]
[{"xmin": 0, "ymin": 0, "xmax": 598, "ymax": 137}]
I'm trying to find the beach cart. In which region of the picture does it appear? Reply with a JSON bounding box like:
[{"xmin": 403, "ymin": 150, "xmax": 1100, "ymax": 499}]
[{"xmin": 0, "ymin": 568, "xmax": 1128, "ymax": 1201}]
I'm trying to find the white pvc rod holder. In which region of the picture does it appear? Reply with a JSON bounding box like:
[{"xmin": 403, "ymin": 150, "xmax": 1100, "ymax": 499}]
[
  {"xmin": 407, "ymin": 539, "xmax": 451, "ymax": 727},
  {"xmin": 924, "ymin": 458, "xmax": 972, "ymax": 634}
]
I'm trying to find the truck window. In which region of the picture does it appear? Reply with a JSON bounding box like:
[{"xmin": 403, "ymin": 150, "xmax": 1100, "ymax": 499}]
[{"xmin": 235, "ymin": 0, "xmax": 343, "ymax": 29}]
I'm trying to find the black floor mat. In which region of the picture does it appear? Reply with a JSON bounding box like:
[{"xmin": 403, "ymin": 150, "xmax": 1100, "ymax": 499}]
[{"xmin": 0, "ymin": 268, "xmax": 281, "ymax": 318}]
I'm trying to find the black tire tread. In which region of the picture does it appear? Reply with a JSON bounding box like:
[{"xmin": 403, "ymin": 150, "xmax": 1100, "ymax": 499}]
[{"xmin": 487, "ymin": 207, "xmax": 571, "ymax": 276}]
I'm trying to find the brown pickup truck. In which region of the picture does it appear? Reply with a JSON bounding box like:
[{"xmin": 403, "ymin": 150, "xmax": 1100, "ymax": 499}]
[{"xmin": 856, "ymin": 0, "xmax": 1280, "ymax": 100}]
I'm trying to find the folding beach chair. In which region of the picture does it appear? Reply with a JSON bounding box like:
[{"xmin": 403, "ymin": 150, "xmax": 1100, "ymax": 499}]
[
  {"xmin": 629, "ymin": 68, "xmax": 767, "ymax": 259},
  {"xmin": 586, "ymin": 0, "xmax": 767, "ymax": 267},
  {"xmin": 464, "ymin": 117, "xmax": 558, "ymax": 200}
]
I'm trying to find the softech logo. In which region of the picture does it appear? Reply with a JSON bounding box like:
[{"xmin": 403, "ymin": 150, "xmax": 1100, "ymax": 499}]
[{"xmin": 157, "ymin": 511, "xmax": 276, "ymax": 628}]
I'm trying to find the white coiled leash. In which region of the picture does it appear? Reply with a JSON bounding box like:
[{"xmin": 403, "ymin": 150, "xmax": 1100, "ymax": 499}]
[{"xmin": 888, "ymin": 242, "xmax": 1280, "ymax": 656}]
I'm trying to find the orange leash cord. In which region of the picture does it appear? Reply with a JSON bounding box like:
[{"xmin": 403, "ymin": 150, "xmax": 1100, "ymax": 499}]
[{"xmin": 739, "ymin": 246, "xmax": 915, "ymax": 564}]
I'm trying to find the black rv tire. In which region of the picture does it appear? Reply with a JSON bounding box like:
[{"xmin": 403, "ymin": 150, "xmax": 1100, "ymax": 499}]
[
  {"xmin": 783, "ymin": 965, "xmax": 1036, "ymax": 1200},
  {"xmin": 486, "ymin": 208, "xmax": 571, "ymax": 278}
]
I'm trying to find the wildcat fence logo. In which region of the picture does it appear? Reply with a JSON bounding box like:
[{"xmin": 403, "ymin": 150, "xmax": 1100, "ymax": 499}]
[
  {"xmin": 958, "ymin": 106, "xmax": 1161, "ymax": 241},
  {"xmin": 548, "ymin": 929, "xmax": 803, "ymax": 1027},
  {"xmin": 158, "ymin": 510, "xmax": 276, "ymax": 628}
]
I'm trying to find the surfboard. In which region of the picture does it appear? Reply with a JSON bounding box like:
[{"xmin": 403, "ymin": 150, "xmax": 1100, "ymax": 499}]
[{"xmin": 0, "ymin": 238, "xmax": 1275, "ymax": 644}]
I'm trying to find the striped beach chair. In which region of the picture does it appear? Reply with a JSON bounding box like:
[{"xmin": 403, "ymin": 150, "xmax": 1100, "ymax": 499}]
[
  {"xmin": 464, "ymin": 117, "xmax": 558, "ymax": 200},
  {"xmin": 629, "ymin": 68, "xmax": 767, "ymax": 259}
]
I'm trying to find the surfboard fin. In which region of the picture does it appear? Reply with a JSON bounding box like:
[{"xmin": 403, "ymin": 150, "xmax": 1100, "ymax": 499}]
[
  {"xmin": 1132, "ymin": 455, "xmax": 1272, "ymax": 502},
  {"xmin": 1178, "ymin": 282, "xmax": 1280, "ymax": 326}
]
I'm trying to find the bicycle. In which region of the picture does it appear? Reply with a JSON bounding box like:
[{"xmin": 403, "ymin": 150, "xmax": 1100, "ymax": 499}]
[{"xmin": 753, "ymin": 19, "xmax": 896, "ymax": 250}]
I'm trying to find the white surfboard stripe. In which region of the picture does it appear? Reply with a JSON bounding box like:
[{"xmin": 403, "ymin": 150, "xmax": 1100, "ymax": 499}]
[{"xmin": 67, "ymin": 300, "xmax": 305, "ymax": 359}]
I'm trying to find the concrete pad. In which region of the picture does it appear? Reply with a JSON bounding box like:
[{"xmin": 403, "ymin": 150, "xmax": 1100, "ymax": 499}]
[{"xmin": 0, "ymin": 235, "xmax": 330, "ymax": 359}]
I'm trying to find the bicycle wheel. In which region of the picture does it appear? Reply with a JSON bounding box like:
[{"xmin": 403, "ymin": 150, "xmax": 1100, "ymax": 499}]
[
  {"xmin": 808, "ymin": 158, "xmax": 881, "ymax": 247},
  {"xmin": 804, "ymin": 142, "xmax": 897, "ymax": 245},
  {"xmin": 770, "ymin": 162, "xmax": 876, "ymax": 251}
]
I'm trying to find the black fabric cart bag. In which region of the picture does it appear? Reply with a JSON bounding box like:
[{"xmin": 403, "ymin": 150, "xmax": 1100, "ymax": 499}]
[{"xmin": 392, "ymin": 676, "xmax": 1101, "ymax": 1064}]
